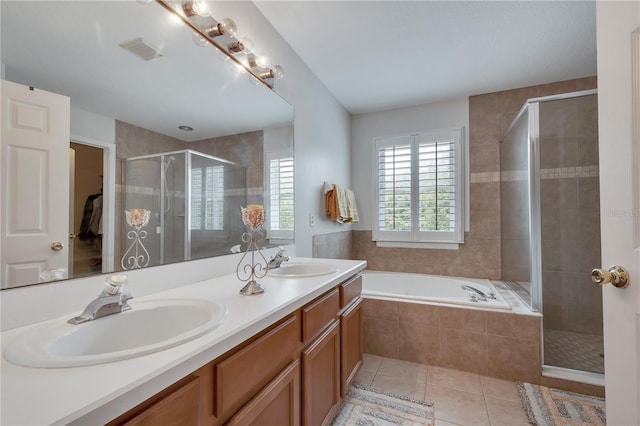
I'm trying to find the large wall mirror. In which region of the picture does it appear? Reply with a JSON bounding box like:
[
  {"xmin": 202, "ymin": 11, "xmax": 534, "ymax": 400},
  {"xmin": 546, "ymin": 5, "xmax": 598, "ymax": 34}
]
[{"xmin": 0, "ymin": 1, "xmax": 294, "ymax": 289}]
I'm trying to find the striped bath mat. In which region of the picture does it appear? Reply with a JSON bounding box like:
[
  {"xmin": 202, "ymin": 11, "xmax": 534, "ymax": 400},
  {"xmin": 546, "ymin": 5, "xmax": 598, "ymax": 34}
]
[
  {"xmin": 517, "ymin": 382, "xmax": 605, "ymax": 425},
  {"xmin": 332, "ymin": 383, "xmax": 435, "ymax": 425}
]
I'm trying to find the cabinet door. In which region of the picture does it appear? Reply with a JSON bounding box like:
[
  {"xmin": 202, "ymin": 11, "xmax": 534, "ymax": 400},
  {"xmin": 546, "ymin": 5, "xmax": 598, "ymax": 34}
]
[
  {"xmin": 302, "ymin": 320, "xmax": 341, "ymax": 426},
  {"xmin": 121, "ymin": 377, "xmax": 201, "ymax": 426},
  {"xmin": 225, "ymin": 360, "xmax": 300, "ymax": 426},
  {"xmin": 340, "ymin": 298, "xmax": 363, "ymax": 398}
]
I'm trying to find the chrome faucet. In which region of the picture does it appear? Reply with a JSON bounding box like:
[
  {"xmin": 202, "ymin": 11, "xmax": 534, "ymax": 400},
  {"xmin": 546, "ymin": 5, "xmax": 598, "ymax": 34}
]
[
  {"xmin": 461, "ymin": 284, "xmax": 496, "ymax": 302},
  {"xmin": 68, "ymin": 275, "xmax": 132, "ymax": 325},
  {"xmin": 267, "ymin": 249, "xmax": 290, "ymax": 270}
]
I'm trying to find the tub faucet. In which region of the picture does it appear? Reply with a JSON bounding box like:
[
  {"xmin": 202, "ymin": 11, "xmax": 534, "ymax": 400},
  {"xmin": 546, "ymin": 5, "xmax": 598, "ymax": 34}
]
[
  {"xmin": 68, "ymin": 275, "xmax": 132, "ymax": 325},
  {"xmin": 267, "ymin": 249, "xmax": 290, "ymax": 270},
  {"xmin": 461, "ymin": 284, "xmax": 490, "ymax": 302}
]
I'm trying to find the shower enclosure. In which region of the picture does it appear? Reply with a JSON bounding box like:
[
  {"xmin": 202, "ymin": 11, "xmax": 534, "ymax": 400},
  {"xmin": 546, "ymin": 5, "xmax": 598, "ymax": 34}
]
[
  {"xmin": 122, "ymin": 149, "xmax": 247, "ymax": 268},
  {"xmin": 500, "ymin": 90, "xmax": 603, "ymax": 382}
]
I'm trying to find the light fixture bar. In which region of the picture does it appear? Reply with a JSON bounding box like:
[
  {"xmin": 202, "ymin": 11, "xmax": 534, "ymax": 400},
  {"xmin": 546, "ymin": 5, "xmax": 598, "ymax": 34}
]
[{"xmin": 155, "ymin": 0, "xmax": 273, "ymax": 89}]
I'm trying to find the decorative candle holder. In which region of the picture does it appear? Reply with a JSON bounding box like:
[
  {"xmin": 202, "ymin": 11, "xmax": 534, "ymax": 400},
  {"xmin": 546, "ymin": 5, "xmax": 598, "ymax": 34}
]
[
  {"xmin": 121, "ymin": 209, "xmax": 151, "ymax": 270},
  {"xmin": 236, "ymin": 205, "xmax": 268, "ymax": 295}
]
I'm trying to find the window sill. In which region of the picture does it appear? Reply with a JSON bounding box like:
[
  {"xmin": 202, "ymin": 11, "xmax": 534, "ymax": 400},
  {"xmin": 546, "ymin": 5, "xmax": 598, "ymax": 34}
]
[{"xmin": 375, "ymin": 241, "xmax": 461, "ymax": 250}]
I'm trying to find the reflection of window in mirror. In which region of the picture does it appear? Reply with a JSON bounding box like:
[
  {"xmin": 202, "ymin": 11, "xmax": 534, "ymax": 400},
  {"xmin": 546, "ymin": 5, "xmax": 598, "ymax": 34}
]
[
  {"xmin": 191, "ymin": 165, "xmax": 225, "ymax": 232},
  {"xmin": 266, "ymin": 151, "xmax": 294, "ymax": 241}
]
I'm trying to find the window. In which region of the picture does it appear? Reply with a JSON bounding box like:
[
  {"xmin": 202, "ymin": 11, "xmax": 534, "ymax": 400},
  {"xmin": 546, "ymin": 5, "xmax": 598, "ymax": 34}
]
[
  {"xmin": 191, "ymin": 165, "xmax": 224, "ymax": 231},
  {"xmin": 373, "ymin": 127, "xmax": 464, "ymax": 246},
  {"xmin": 267, "ymin": 153, "xmax": 294, "ymax": 239}
]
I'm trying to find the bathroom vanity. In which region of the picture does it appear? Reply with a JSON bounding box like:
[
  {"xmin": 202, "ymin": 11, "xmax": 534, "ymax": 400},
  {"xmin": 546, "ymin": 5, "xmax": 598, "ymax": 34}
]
[{"xmin": 0, "ymin": 258, "xmax": 366, "ymax": 425}]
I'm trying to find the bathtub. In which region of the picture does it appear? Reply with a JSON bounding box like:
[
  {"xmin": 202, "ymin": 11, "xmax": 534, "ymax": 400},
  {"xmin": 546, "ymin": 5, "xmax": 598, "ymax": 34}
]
[{"xmin": 361, "ymin": 271, "xmax": 512, "ymax": 310}]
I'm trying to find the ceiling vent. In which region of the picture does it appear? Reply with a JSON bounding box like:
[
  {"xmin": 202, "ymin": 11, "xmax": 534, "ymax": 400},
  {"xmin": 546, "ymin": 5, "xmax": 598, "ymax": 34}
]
[{"xmin": 119, "ymin": 38, "xmax": 164, "ymax": 61}]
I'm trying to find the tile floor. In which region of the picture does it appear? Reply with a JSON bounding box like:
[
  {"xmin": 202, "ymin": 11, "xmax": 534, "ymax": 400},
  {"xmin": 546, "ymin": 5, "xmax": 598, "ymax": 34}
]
[{"xmin": 356, "ymin": 354, "xmax": 531, "ymax": 426}]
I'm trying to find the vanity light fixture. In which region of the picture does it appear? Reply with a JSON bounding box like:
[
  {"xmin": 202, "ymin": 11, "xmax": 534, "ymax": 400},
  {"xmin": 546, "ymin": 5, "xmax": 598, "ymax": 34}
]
[
  {"xmin": 155, "ymin": 0, "xmax": 284, "ymax": 89},
  {"xmin": 182, "ymin": 0, "xmax": 208, "ymax": 17}
]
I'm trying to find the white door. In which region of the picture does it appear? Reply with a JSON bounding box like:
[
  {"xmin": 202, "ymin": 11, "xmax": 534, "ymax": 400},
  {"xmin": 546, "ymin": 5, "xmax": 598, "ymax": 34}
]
[
  {"xmin": 596, "ymin": 3, "xmax": 640, "ymax": 425},
  {"xmin": 0, "ymin": 80, "xmax": 70, "ymax": 288}
]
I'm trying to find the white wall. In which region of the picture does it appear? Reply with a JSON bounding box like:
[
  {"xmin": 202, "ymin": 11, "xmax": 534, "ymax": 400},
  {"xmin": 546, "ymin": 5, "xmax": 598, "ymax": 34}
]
[
  {"xmin": 213, "ymin": 2, "xmax": 353, "ymax": 257},
  {"xmin": 350, "ymin": 98, "xmax": 469, "ymax": 230}
]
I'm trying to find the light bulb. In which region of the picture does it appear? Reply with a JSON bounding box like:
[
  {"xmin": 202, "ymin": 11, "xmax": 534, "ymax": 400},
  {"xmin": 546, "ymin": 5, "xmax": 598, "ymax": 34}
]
[
  {"xmin": 271, "ymin": 65, "xmax": 284, "ymax": 80},
  {"xmin": 182, "ymin": 0, "xmax": 208, "ymax": 17},
  {"xmin": 219, "ymin": 18, "xmax": 237, "ymax": 37},
  {"xmin": 254, "ymin": 52, "xmax": 269, "ymax": 68},
  {"xmin": 192, "ymin": 32, "xmax": 208, "ymax": 47}
]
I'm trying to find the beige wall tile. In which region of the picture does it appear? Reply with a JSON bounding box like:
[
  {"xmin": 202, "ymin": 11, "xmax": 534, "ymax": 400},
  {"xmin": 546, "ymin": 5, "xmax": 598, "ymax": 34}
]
[
  {"xmin": 398, "ymin": 322, "xmax": 442, "ymax": 365},
  {"xmin": 486, "ymin": 312, "xmax": 541, "ymax": 341},
  {"xmin": 398, "ymin": 302, "xmax": 440, "ymax": 327},
  {"xmin": 363, "ymin": 317, "xmax": 399, "ymax": 358},
  {"xmin": 441, "ymin": 328, "xmax": 488, "ymax": 375},
  {"xmin": 574, "ymin": 76, "xmax": 597, "ymax": 91},
  {"xmin": 469, "ymin": 92, "xmax": 503, "ymax": 144},
  {"xmin": 440, "ymin": 307, "xmax": 487, "ymax": 333},
  {"xmin": 487, "ymin": 335, "xmax": 540, "ymax": 382},
  {"xmin": 362, "ymin": 298, "xmax": 398, "ymax": 320}
]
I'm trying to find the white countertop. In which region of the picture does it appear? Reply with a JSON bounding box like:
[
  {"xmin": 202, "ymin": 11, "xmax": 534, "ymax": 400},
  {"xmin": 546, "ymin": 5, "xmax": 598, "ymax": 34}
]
[{"xmin": 1, "ymin": 257, "xmax": 366, "ymax": 426}]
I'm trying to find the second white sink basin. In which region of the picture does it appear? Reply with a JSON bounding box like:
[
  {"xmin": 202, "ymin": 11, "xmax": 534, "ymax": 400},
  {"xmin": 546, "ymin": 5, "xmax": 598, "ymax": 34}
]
[
  {"xmin": 4, "ymin": 298, "xmax": 228, "ymax": 368},
  {"xmin": 269, "ymin": 262, "xmax": 338, "ymax": 278}
]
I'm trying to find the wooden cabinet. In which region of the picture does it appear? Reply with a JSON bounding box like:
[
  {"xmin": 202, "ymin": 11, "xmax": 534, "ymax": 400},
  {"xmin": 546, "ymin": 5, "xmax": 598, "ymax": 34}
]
[
  {"xmin": 110, "ymin": 273, "xmax": 362, "ymax": 426},
  {"xmin": 302, "ymin": 320, "xmax": 341, "ymax": 426}
]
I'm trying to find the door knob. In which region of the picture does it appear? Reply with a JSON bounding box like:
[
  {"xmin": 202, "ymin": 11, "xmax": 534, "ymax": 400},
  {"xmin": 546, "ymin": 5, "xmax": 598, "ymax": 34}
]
[
  {"xmin": 50, "ymin": 241, "xmax": 64, "ymax": 252},
  {"xmin": 591, "ymin": 265, "xmax": 629, "ymax": 288}
]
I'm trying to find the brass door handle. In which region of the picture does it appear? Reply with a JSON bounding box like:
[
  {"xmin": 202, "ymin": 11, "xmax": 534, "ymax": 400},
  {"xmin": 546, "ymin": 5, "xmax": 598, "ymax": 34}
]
[
  {"xmin": 50, "ymin": 241, "xmax": 64, "ymax": 252},
  {"xmin": 591, "ymin": 265, "xmax": 629, "ymax": 288}
]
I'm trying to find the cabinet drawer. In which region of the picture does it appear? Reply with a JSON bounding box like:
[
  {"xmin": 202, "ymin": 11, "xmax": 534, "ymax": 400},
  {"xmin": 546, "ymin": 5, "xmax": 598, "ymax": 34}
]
[
  {"xmin": 302, "ymin": 288, "xmax": 339, "ymax": 344},
  {"xmin": 215, "ymin": 314, "xmax": 300, "ymax": 420},
  {"xmin": 122, "ymin": 376, "xmax": 200, "ymax": 426},
  {"xmin": 339, "ymin": 274, "xmax": 362, "ymax": 309},
  {"xmin": 225, "ymin": 360, "xmax": 300, "ymax": 426}
]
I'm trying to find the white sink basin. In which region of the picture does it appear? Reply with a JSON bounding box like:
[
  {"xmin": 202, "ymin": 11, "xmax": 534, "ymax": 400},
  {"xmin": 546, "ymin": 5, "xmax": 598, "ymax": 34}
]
[
  {"xmin": 269, "ymin": 262, "xmax": 338, "ymax": 278},
  {"xmin": 4, "ymin": 299, "xmax": 228, "ymax": 368}
]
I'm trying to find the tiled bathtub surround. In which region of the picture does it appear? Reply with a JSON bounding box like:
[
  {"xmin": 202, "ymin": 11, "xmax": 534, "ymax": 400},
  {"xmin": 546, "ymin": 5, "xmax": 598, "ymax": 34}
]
[
  {"xmin": 362, "ymin": 298, "xmax": 541, "ymax": 382},
  {"xmin": 362, "ymin": 297, "xmax": 605, "ymax": 397}
]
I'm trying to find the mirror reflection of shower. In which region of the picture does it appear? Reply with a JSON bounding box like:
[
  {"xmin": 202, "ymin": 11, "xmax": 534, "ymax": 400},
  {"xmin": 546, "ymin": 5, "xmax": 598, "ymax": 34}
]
[
  {"xmin": 161, "ymin": 155, "xmax": 176, "ymax": 216},
  {"xmin": 124, "ymin": 150, "xmax": 247, "ymax": 268}
]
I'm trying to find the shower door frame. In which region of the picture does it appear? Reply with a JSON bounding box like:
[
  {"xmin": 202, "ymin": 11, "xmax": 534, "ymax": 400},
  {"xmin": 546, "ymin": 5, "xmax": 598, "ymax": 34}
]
[{"xmin": 526, "ymin": 89, "xmax": 604, "ymax": 386}]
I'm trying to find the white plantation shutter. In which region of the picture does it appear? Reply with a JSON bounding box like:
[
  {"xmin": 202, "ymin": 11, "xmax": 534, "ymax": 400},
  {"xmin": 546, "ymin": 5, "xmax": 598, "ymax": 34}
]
[
  {"xmin": 418, "ymin": 136, "xmax": 456, "ymax": 232},
  {"xmin": 373, "ymin": 128, "xmax": 464, "ymax": 245},
  {"xmin": 191, "ymin": 165, "xmax": 224, "ymax": 231},
  {"xmin": 268, "ymin": 153, "xmax": 294, "ymax": 239},
  {"xmin": 377, "ymin": 137, "xmax": 413, "ymax": 232}
]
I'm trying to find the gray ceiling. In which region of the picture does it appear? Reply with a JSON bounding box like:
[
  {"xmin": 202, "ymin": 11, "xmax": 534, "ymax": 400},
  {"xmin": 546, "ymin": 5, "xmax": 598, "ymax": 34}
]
[{"xmin": 254, "ymin": 1, "xmax": 597, "ymax": 114}]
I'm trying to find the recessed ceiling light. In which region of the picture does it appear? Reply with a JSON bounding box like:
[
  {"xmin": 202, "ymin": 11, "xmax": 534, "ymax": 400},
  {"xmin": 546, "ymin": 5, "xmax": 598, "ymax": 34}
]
[{"xmin": 178, "ymin": 125, "xmax": 194, "ymax": 131}]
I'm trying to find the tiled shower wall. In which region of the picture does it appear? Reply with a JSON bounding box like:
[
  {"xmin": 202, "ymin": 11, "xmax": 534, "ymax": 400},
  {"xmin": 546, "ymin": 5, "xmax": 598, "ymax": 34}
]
[
  {"xmin": 538, "ymin": 95, "xmax": 602, "ymax": 335},
  {"xmin": 350, "ymin": 77, "xmax": 597, "ymax": 280}
]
